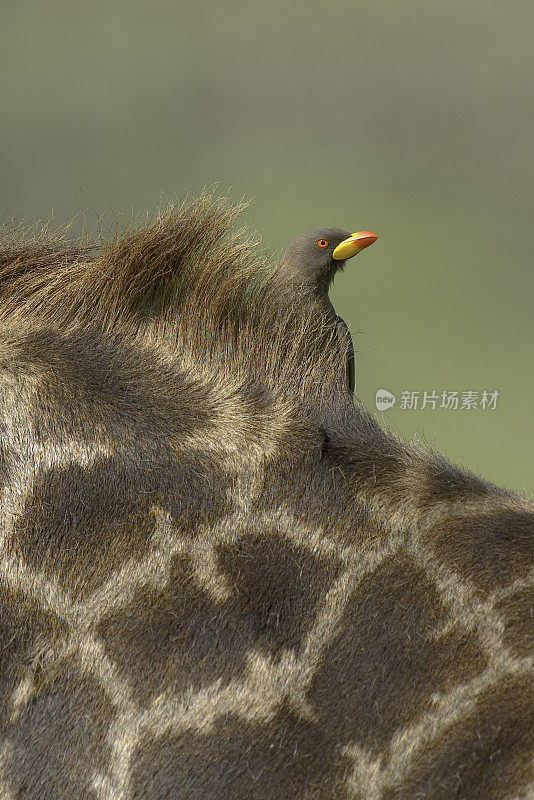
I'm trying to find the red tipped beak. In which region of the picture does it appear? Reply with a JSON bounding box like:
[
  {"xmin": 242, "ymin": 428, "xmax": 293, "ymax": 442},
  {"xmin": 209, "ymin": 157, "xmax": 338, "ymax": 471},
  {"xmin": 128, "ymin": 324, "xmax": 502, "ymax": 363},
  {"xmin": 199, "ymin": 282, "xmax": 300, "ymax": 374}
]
[{"xmin": 354, "ymin": 231, "xmax": 378, "ymax": 250}]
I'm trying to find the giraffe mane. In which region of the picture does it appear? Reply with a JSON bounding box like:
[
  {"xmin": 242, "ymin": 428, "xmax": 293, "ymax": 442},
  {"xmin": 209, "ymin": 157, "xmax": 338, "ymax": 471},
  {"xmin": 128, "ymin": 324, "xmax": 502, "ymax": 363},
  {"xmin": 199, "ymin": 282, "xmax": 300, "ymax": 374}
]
[{"xmin": 0, "ymin": 193, "xmax": 350, "ymax": 403}]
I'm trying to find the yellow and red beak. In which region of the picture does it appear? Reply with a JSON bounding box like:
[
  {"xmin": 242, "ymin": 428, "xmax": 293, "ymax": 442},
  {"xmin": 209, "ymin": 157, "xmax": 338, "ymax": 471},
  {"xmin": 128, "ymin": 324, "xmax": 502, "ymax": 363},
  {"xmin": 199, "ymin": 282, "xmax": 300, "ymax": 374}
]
[{"xmin": 332, "ymin": 230, "xmax": 378, "ymax": 261}]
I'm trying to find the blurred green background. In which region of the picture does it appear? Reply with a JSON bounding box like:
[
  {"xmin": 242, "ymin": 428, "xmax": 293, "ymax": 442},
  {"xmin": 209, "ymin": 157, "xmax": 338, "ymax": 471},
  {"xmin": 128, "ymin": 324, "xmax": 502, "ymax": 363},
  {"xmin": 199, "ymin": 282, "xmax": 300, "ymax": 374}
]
[{"xmin": 1, "ymin": 0, "xmax": 532, "ymax": 493}]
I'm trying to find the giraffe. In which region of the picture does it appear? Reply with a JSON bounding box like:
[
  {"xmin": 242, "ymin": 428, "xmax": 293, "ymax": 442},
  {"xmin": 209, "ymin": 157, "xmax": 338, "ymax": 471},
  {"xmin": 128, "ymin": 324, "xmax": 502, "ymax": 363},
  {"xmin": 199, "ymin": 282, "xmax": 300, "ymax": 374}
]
[{"xmin": 0, "ymin": 193, "xmax": 532, "ymax": 800}]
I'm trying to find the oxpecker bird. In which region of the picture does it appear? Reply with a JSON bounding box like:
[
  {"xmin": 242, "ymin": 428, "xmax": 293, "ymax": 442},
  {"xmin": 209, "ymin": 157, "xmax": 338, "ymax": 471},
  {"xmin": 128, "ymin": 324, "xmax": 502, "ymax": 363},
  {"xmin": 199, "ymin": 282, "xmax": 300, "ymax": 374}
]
[{"xmin": 280, "ymin": 228, "xmax": 378, "ymax": 393}]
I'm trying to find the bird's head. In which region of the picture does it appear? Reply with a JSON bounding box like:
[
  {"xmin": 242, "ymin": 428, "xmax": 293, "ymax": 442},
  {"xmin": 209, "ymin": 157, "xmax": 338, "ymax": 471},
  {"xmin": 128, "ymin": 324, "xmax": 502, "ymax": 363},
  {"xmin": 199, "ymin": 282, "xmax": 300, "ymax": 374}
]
[{"xmin": 280, "ymin": 228, "xmax": 378, "ymax": 294}]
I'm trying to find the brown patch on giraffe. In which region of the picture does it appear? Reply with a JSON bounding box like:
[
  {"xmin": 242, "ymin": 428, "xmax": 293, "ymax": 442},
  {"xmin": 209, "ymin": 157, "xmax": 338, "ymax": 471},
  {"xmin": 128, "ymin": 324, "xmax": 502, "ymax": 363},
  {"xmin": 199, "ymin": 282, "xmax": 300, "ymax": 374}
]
[
  {"xmin": 10, "ymin": 454, "xmax": 230, "ymax": 600},
  {"xmin": 307, "ymin": 554, "xmax": 487, "ymax": 753},
  {"xmin": 131, "ymin": 708, "xmax": 346, "ymax": 800},
  {"xmin": 215, "ymin": 533, "xmax": 342, "ymax": 653},
  {"xmin": 0, "ymin": 584, "xmax": 66, "ymax": 730},
  {"xmin": 257, "ymin": 453, "xmax": 370, "ymax": 547},
  {"xmin": 10, "ymin": 462, "xmax": 157, "ymax": 600},
  {"xmin": 12, "ymin": 327, "xmax": 216, "ymax": 441},
  {"xmin": 382, "ymin": 673, "xmax": 534, "ymax": 800},
  {"xmin": 425, "ymin": 510, "xmax": 534, "ymax": 593},
  {"xmin": 97, "ymin": 536, "xmax": 341, "ymax": 703},
  {"xmin": 320, "ymin": 423, "xmax": 408, "ymax": 492},
  {"xmin": 3, "ymin": 672, "xmax": 114, "ymax": 800},
  {"xmin": 302, "ymin": 752, "xmax": 359, "ymax": 800},
  {"xmin": 423, "ymin": 457, "xmax": 493, "ymax": 503},
  {"xmin": 496, "ymin": 587, "xmax": 534, "ymax": 658},
  {"xmin": 97, "ymin": 552, "xmax": 236, "ymax": 702}
]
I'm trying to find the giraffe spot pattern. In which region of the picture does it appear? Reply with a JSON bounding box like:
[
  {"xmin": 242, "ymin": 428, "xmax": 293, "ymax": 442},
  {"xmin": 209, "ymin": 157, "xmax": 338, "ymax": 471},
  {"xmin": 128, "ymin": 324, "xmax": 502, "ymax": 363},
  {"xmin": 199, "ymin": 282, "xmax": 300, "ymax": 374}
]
[
  {"xmin": 381, "ymin": 674, "xmax": 534, "ymax": 800},
  {"xmin": 97, "ymin": 536, "xmax": 341, "ymax": 702},
  {"xmin": 496, "ymin": 587, "xmax": 534, "ymax": 658},
  {"xmin": 4, "ymin": 673, "xmax": 114, "ymax": 800},
  {"xmin": 10, "ymin": 454, "xmax": 231, "ymax": 600},
  {"xmin": 307, "ymin": 554, "xmax": 488, "ymax": 752},
  {"xmin": 131, "ymin": 709, "xmax": 346, "ymax": 800},
  {"xmin": 215, "ymin": 534, "xmax": 342, "ymax": 653},
  {"xmin": 423, "ymin": 459, "xmax": 492, "ymax": 502},
  {"xmin": 320, "ymin": 428, "xmax": 407, "ymax": 491},
  {"xmin": 426, "ymin": 510, "xmax": 534, "ymax": 593},
  {"xmin": 0, "ymin": 585, "xmax": 66, "ymax": 731},
  {"xmin": 14, "ymin": 328, "xmax": 216, "ymax": 439}
]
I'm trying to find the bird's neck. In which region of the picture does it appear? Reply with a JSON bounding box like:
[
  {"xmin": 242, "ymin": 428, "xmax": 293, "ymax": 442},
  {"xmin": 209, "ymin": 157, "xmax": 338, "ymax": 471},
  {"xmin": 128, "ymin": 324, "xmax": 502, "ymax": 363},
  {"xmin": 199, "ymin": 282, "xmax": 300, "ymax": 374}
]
[
  {"xmin": 278, "ymin": 259, "xmax": 337, "ymax": 318},
  {"xmin": 318, "ymin": 293, "xmax": 338, "ymax": 322}
]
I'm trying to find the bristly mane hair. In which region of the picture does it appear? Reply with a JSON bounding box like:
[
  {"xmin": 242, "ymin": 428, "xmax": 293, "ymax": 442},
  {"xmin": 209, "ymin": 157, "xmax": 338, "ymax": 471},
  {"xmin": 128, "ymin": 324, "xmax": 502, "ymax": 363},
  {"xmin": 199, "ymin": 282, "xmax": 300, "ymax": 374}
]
[
  {"xmin": 1, "ymin": 191, "xmax": 522, "ymax": 502},
  {"xmin": 0, "ymin": 193, "xmax": 351, "ymax": 406}
]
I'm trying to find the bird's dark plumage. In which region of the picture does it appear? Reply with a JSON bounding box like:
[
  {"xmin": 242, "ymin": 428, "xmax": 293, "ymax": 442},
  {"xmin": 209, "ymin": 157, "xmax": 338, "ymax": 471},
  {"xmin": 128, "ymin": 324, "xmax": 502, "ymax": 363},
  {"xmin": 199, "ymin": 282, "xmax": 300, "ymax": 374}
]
[{"xmin": 280, "ymin": 227, "xmax": 377, "ymax": 394}]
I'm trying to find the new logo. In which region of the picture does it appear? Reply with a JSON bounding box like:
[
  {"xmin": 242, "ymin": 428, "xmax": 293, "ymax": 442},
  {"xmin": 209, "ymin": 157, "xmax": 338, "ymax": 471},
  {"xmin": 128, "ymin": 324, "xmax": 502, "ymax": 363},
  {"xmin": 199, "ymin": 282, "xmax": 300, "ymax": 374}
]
[{"xmin": 375, "ymin": 389, "xmax": 396, "ymax": 411}]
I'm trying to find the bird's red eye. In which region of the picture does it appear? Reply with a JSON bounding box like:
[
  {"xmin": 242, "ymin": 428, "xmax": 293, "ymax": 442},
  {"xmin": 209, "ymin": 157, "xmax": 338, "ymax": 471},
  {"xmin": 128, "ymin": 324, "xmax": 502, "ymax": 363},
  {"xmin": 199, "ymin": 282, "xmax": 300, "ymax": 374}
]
[{"xmin": 317, "ymin": 239, "xmax": 328, "ymax": 248}]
